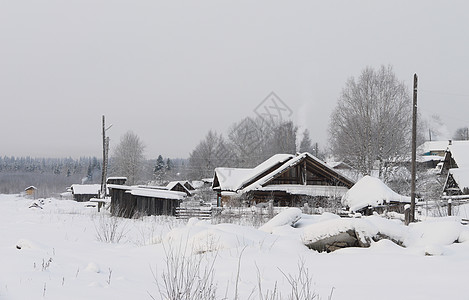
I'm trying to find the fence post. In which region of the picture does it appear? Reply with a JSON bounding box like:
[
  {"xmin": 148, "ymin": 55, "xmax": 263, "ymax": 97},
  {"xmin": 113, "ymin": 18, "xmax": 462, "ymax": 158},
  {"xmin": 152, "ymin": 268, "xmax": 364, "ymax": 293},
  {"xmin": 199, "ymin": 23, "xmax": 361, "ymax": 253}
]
[
  {"xmin": 448, "ymin": 199, "xmax": 452, "ymax": 216},
  {"xmin": 404, "ymin": 204, "xmax": 411, "ymax": 225},
  {"xmin": 268, "ymin": 200, "xmax": 274, "ymax": 218}
]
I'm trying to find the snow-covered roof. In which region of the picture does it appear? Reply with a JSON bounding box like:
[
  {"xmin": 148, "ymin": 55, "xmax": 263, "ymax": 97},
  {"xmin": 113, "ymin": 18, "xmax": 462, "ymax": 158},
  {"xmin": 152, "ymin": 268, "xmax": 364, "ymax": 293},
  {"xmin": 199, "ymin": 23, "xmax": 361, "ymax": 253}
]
[
  {"xmin": 241, "ymin": 153, "xmax": 354, "ymax": 193},
  {"xmin": 191, "ymin": 180, "xmax": 205, "ymax": 189},
  {"xmin": 71, "ymin": 184, "xmax": 101, "ymax": 195},
  {"xmin": 107, "ymin": 176, "xmax": 127, "ymax": 180},
  {"xmin": 417, "ymin": 155, "xmax": 444, "ymax": 163},
  {"xmin": 326, "ymin": 161, "xmax": 353, "ymax": 170},
  {"xmin": 258, "ymin": 184, "xmax": 349, "ymax": 197},
  {"xmin": 418, "ymin": 140, "xmax": 469, "ymax": 168},
  {"xmin": 138, "ymin": 185, "xmax": 167, "ymax": 190},
  {"xmin": 418, "ymin": 141, "xmax": 451, "ymax": 154},
  {"xmin": 214, "ymin": 153, "xmax": 355, "ymax": 194},
  {"xmin": 341, "ymin": 176, "xmax": 410, "ymax": 212},
  {"xmin": 166, "ymin": 181, "xmax": 181, "ymax": 190},
  {"xmin": 24, "ymin": 186, "xmax": 37, "ymax": 191},
  {"xmin": 201, "ymin": 178, "xmax": 214, "ymax": 183},
  {"xmin": 447, "ymin": 168, "xmax": 469, "ymax": 193},
  {"xmin": 126, "ymin": 188, "xmax": 185, "ymax": 200},
  {"xmin": 447, "ymin": 141, "xmax": 469, "ymax": 169},
  {"xmin": 214, "ymin": 154, "xmax": 294, "ymax": 191}
]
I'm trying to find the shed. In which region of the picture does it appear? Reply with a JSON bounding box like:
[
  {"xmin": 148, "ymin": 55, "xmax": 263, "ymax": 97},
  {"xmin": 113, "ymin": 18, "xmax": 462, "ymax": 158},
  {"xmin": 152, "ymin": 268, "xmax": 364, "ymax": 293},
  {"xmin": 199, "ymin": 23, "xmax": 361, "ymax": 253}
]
[
  {"xmin": 341, "ymin": 175, "xmax": 411, "ymax": 215},
  {"xmin": 71, "ymin": 184, "xmax": 101, "ymax": 202},
  {"xmin": 24, "ymin": 186, "xmax": 37, "ymax": 197},
  {"xmin": 107, "ymin": 177, "xmax": 127, "ymax": 185},
  {"xmin": 108, "ymin": 185, "xmax": 185, "ymax": 218}
]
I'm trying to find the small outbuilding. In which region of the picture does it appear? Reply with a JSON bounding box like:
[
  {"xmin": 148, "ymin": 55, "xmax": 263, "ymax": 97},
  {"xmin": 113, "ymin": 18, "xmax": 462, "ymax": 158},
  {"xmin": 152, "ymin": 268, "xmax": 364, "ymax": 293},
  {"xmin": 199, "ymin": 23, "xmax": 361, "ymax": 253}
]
[
  {"xmin": 71, "ymin": 184, "xmax": 101, "ymax": 202},
  {"xmin": 24, "ymin": 186, "xmax": 37, "ymax": 198},
  {"xmin": 341, "ymin": 175, "xmax": 411, "ymax": 215},
  {"xmin": 108, "ymin": 185, "xmax": 185, "ymax": 218},
  {"xmin": 107, "ymin": 177, "xmax": 127, "ymax": 185}
]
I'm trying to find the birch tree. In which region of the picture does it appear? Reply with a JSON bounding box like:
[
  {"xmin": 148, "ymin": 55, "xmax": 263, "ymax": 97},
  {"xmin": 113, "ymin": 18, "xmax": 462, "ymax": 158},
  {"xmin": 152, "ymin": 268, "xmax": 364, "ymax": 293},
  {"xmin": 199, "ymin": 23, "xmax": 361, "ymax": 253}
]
[
  {"xmin": 329, "ymin": 65, "xmax": 412, "ymax": 178},
  {"xmin": 111, "ymin": 131, "xmax": 145, "ymax": 185}
]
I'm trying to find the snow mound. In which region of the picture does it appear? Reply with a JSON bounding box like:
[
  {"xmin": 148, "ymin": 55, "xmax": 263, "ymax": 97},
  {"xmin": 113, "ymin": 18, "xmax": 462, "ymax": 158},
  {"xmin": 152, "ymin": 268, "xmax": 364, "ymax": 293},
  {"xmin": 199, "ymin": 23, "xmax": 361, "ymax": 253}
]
[
  {"xmin": 404, "ymin": 217, "xmax": 465, "ymax": 248},
  {"xmin": 164, "ymin": 218, "xmax": 273, "ymax": 254},
  {"xmin": 85, "ymin": 262, "xmax": 101, "ymax": 273},
  {"xmin": 302, "ymin": 218, "xmax": 379, "ymax": 246},
  {"xmin": 342, "ymin": 175, "xmax": 410, "ymax": 212},
  {"xmin": 15, "ymin": 239, "xmax": 47, "ymax": 251},
  {"xmin": 258, "ymin": 208, "xmax": 302, "ymax": 233}
]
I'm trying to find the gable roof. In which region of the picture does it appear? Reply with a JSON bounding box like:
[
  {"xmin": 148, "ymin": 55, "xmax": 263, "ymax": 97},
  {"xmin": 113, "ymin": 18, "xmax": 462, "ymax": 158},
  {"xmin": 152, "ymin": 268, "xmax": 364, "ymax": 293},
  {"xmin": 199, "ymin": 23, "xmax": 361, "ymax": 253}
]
[
  {"xmin": 166, "ymin": 181, "xmax": 192, "ymax": 195},
  {"xmin": 213, "ymin": 154, "xmax": 295, "ymax": 191},
  {"xmin": 446, "ymin": 141, "xmax": 469, "ymax": 169},
  {"xmin": 444, "ymin": 168, "xmax": 469, "ymax": 195},
  {"xmin": 213, "ymin": 152, "xmax": 355, "ymax": 194},
  {"xmin": 241, "ymin": 152, "xmax": 355, "ymax": 193}
]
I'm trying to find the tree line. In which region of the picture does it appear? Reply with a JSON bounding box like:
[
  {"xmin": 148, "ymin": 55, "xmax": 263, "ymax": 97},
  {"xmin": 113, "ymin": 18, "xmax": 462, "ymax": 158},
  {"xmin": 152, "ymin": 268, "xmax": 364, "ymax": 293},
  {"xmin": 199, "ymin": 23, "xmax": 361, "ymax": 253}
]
[
  {"xmin": 188, "ymin": 117, "xmax": 323, "ymax": 179},
  {"xmin": 0, "ymin": 156, "xmax": 102, "ymax": 196}
]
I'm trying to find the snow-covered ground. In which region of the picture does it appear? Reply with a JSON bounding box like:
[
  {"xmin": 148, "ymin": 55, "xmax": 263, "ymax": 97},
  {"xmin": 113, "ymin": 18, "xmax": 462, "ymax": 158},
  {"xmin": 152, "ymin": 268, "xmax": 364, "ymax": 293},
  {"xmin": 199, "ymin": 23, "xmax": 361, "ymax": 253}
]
[{"xmin": 1, "ymin": 194, "xmax": 469, "ymax": 299}]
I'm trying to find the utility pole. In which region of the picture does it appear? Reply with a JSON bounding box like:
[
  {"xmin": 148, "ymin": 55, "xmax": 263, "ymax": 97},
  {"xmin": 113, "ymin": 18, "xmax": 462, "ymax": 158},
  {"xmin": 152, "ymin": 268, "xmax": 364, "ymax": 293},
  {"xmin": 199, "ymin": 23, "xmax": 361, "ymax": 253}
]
[
  {"xmin": 100, "ymin": 116, "xmax": 112, "ymax": 199},
  {"xmin": 409, "ymin": 74, "xmax": 418, "ymax": 224}
]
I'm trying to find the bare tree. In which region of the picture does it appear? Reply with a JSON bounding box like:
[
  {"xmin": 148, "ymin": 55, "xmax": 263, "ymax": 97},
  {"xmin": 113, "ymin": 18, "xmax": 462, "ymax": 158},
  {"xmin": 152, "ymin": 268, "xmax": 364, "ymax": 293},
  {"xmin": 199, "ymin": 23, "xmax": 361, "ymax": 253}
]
[
  {"xmin": 329, "ymin": 65, "xmax": 412, "ymax": 178},
  {"xmin": 453, "ymin": 127, "xmax": 469, "ymax": 141},
  {"xmin": 267, "ymin": 121, "xmax": 297, "ymax": 157},
  {"xmin": 110, "ymin": 131, "xmax": 145, "ymax": 185},
  {"xmin": 188, "ymin": 130, "xmax": 232, "ymax": 179}
]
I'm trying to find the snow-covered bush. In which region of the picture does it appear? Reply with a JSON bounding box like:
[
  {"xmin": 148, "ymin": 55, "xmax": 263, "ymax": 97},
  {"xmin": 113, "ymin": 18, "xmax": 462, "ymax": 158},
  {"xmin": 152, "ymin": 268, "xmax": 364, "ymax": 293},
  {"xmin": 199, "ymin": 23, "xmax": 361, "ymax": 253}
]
[
  {"xmin": 93, "ymin": 214, "xmax": 129, "ymax": 243},
  {"xmin": 151, "ymin": 240, "xmax": 218, "ymax": 300}
]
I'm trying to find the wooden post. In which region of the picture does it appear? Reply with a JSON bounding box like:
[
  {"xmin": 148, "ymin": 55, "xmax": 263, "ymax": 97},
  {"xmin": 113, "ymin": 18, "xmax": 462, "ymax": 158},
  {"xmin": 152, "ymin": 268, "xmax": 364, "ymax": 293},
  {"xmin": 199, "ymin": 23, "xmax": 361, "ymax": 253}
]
[
  {"xmin": 448, "ymin": 199, "xmax": 452, "ymax": 216},
  {"xmin": 410, "ymin": 74, "xmax": 418, "ymax": 224},
  {"xmin": 100, "ymin": 116, "xmax": 110, "ymax": 199},
  {"xmin": 404, "ymin": 204, "xmax": 411, "ymax": 226}
]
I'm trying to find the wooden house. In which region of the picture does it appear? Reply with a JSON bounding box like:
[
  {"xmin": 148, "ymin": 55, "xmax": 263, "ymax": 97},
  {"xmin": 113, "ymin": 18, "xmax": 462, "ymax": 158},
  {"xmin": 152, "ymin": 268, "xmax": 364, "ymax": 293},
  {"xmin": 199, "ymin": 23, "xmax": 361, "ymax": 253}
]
[
  {"xmin": 166, "ymin": 181, "xmax": 192, "ymax": 196},
  {"xmin": 212, "ymin": 152, "xmax": 355, "ymax": 207},
  {"xmin": 24, "ymin": 186, "xmax": 37, "ymax": 198},
  {"xmin": 71, "ymin": 184, "xmax": 101, "ymax": 202},
  {"xmin": 108, "ymin": 185, "xmax": 185, "ymax": 218},
  {"xmin": 440, "ymin": 141, "xmax": 469, "ymax": 196}
]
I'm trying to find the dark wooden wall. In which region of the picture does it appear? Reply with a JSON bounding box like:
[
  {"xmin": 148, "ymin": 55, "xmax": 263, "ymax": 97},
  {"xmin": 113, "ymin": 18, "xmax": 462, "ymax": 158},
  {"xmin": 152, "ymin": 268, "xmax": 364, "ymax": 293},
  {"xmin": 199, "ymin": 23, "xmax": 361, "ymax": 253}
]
[{"xmin": 110, "ymin": 187, "xmax": 180, "ymax": 218}]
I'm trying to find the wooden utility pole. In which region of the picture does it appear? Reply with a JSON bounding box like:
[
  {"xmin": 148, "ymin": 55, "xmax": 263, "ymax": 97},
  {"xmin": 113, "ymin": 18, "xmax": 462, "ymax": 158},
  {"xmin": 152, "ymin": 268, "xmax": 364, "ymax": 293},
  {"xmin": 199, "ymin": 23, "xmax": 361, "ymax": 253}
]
[
  {"xmin": 409, "ymin": 74, "xmax": 418, "ymax": 224},
  {"xmin": 100, "ymin": 115, "xmax": 110, "ymax": 199}
]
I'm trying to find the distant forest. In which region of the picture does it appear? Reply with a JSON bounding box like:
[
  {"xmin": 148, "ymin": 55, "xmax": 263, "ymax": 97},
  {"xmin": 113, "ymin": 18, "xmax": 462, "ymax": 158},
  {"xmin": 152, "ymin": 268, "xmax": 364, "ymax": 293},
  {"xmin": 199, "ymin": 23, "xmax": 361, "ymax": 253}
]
[
  {"xmin": 0, "ymin": 156, "xmax": 189, "ymax": 197},
  {"xmin": 0, "ymin": 156, "xmax": 102, "ymax": 197}
]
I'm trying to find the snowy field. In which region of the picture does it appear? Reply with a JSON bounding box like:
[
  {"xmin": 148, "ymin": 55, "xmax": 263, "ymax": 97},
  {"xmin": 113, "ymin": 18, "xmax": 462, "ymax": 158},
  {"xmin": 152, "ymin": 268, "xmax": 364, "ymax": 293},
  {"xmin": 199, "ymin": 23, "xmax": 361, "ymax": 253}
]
[{"xmin": 1, "ymin": 194, "xmax": 469, "ymax": 300}]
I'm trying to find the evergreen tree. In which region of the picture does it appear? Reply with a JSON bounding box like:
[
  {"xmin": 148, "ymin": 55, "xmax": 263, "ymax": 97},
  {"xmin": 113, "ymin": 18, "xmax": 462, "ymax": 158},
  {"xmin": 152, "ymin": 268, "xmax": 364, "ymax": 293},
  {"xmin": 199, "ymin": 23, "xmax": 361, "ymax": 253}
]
[
  {"xmin": 154, "ymin": 155, "xmax": 166, "ymax": 183},
  {"xmin": 299, "ymin": 129, "xmax": 313, "ymax": 153},
  {"xmin": 166, "ymin": 158, "xmax": 172, "ymax": 171}
]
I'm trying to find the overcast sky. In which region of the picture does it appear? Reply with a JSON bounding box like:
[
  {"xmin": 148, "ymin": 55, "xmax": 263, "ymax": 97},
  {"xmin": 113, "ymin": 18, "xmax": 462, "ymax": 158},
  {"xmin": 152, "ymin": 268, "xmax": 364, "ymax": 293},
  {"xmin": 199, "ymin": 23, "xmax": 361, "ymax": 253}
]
[{"xmin": 1, "ymin": 0, "xmax": 468, "ymax": 159}]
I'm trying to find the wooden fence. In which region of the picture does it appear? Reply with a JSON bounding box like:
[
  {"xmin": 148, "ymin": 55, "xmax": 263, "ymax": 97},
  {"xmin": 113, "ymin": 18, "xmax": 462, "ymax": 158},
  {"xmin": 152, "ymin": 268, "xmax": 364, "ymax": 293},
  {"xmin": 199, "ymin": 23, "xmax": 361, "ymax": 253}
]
[{"xmin": 175, "ymin": 207, "xmax": 212, "ymax": 220}]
